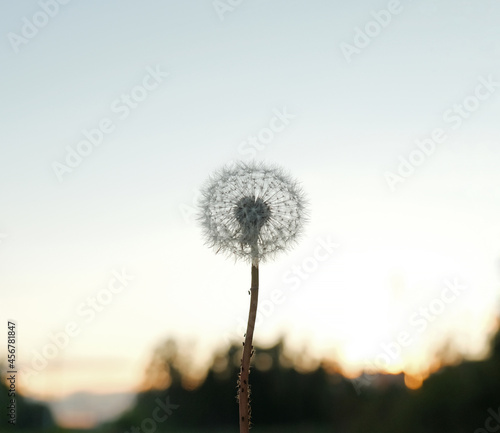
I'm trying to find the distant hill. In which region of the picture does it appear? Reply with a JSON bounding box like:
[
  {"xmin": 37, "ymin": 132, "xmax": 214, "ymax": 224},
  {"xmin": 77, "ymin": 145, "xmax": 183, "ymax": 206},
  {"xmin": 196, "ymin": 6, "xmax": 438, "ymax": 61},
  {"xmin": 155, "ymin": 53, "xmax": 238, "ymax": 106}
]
[{"xmin": 31, "ymin": 391, "xmax": 137, "ymax": 429}]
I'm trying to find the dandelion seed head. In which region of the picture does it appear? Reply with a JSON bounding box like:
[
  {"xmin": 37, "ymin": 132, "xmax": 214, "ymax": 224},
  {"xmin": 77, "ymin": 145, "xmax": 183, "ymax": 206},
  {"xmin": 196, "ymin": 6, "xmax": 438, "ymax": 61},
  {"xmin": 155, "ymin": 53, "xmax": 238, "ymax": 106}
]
[{"xmin": 198, "ymin": 161, "xmax": 308, "ymax": 263}]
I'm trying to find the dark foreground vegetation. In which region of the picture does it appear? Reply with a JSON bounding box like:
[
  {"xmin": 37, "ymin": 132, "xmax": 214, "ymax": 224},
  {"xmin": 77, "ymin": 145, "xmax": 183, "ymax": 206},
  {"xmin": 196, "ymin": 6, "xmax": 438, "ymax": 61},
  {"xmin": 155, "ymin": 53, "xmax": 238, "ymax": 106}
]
[
  {"xmin": 3, "ymin": 326, "xmax": 499, "ymax": 433},
  {"xmin": 107, "ymin": 326, "xmax": 500, "ymax": 433}
]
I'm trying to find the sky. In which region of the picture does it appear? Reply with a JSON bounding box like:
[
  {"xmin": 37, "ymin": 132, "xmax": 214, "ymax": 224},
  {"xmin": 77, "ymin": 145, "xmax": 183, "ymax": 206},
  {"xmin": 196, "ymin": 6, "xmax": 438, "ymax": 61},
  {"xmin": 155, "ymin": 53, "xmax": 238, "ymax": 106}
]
[{"xmin": 1, "ymin": 0, "xmax": 500, "ymax": 427}]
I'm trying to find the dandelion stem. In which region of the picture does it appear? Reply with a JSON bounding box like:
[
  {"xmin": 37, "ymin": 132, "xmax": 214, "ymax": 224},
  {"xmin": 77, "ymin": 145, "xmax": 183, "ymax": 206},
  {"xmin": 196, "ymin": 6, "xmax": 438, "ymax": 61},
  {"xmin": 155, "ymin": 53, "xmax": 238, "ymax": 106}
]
[{"xmin": 239, "ymin": 262, "xmax": 259, "ymax": 433}]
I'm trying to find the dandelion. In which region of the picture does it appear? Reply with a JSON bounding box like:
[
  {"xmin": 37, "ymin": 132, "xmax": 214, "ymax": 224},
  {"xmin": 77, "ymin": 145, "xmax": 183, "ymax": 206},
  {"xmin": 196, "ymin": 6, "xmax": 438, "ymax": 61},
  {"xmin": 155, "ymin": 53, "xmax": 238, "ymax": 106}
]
[{"xmin": 198, "ymin": 160, "xmax": 307, "ymax": 433}]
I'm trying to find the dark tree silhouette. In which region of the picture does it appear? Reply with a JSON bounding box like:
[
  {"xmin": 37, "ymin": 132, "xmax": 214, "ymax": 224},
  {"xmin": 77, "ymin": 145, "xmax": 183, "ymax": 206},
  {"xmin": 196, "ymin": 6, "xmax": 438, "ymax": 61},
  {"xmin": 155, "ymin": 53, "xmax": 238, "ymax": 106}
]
[{"xmin": 107, "ymin": 324, "xmax": 500, "ymax": 433}]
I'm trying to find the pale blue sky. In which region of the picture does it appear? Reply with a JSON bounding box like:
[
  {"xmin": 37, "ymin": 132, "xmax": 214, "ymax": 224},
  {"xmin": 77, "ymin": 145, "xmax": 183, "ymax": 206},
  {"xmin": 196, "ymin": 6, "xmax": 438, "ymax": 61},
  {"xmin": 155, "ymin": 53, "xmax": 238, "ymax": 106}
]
[{"xmin": 1, "ymin": 0, "xmax": 500, "ymax": 423}]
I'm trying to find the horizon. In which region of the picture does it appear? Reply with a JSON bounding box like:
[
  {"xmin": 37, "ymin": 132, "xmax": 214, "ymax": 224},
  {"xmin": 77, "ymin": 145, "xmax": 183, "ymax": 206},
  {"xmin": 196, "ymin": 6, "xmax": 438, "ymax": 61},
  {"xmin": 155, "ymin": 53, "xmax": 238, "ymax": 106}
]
[{"xmin": 12, "ymin": 328, "xmax": 500, "ymax": 428}]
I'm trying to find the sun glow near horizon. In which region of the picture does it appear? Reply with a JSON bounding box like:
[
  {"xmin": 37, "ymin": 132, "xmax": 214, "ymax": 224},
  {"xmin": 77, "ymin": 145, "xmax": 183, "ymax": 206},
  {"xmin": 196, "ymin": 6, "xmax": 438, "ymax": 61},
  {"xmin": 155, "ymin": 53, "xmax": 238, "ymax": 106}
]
[
  {"xmin": 274, "ymin": 238, "xmax": 499, "ymax": 378},
  {"xmin": 12, "ymin": 220, "xmax": 500, "ymax": 405}
]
